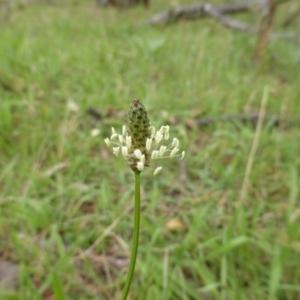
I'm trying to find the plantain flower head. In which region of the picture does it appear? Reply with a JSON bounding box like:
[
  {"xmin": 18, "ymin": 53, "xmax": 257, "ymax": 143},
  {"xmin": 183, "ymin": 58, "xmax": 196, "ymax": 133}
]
[{"xmin": 104, "ymin": 99, "xmax": 185, "ymax": 175}]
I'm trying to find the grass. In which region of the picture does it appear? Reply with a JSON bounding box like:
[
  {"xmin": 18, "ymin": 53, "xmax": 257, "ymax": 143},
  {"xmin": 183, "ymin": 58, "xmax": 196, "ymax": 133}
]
[{"xmin": 0, "ymin": 0, "xmax": 300, "ymax": 299}]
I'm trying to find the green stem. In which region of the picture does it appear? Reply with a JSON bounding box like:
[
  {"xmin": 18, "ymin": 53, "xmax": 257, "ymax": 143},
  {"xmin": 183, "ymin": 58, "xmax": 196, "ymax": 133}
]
[{"xmin": 121, "ymin": 170, "xmax": 141, "ymax": 300}]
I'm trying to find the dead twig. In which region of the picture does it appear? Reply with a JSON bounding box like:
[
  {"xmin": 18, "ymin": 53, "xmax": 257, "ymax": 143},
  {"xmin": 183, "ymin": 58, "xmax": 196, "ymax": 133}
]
[
  {"xmin": 196, "ymin": 113, "xmax": 288, "ymax": 128},
  {"xmin": 145, "ymin": 1, "xmax": 300, "ymax": 44},
  {"xmin": 97, "ymin": 0, "xmax": 149, "ymax": 8},
  {"xmin": 202, "ymin": 4, "xmax": 254, "ymax": 33},
  {"xmin": 239, "ymin": 87, "xmax": 269, "ymax": 204},
  {"xmin": 145, "ymin": 3, "xmax": 250, "ymax": 26}
]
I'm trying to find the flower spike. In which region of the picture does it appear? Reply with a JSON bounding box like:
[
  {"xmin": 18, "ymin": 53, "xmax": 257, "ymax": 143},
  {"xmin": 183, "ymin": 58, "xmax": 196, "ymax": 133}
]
[{"xmin": 104, "ymin": 99, "xmax": 185, "ymax": 174}]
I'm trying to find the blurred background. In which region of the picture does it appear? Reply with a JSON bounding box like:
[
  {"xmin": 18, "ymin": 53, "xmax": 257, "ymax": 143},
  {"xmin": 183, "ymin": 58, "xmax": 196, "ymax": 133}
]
[{"xmin": 0, "ymin": 0, "xmax": 300, "ymax": 299}]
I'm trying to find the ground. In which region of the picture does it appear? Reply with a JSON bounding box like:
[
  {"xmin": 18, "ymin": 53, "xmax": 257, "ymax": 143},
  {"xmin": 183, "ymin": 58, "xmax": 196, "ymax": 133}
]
[{"xmin": 0, "ymin": 0, "xmax": 300, "ymax": 299}]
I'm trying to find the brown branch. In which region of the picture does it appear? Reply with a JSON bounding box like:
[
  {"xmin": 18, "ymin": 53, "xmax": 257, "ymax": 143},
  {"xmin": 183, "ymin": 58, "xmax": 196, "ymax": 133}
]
[{"xmin": 255, "ymin": 0, "xmax": 278, "ymax": 61}]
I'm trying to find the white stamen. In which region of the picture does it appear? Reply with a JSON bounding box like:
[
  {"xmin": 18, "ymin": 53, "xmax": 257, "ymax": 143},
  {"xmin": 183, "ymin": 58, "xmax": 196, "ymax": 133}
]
[
  {"xmin": 134, "ymin": 149, "xmax": 142, "ymax": 159},
  {"xmin": 146, "ymin": 138, "xmax": 152, "ymax": 151},
  {"xmin": 111, "ymin": 133, "xmax": 118, "ymax": 140},
  {"xmin": 126, "ymin": 136, "xmax": 132, "ymax": 149},
  {"xmin": 122, "ymin": 125, "xmax": 126, "ymax": 136},
  {"xmin": 151, "ymin": 150, "xmax": 159, "ymax": 160},
  {"xmin": 172, "ymin": 138, "xmax": 179, "ymax": 148},
  {"xmin": 155, "ymin": 132, "xmax": 163, "ymax": 144},
  {"xmin": 137, "ymin": 162, "xmax": 144, "ymax": 171},
  {"xmin": 140, "ymin": 154, "xmax": 145, "ymax": 163},
  {"xmin": 164, "ymin": 133, "xmax": 169, "ymax": 140},
  {"xmin": 104, "ymin": 138, "xmax": 111, "ymax": 147},
  {"xmin": 118, "ymin": 135, "xmax": 125, "ymax": 144},
  {"xmin": 170, "ymin": 147, "xmax": 179, "ymax": 158},
  {"xmin": 159, "ymin": 145, "xmax": 167, "ymax": 156},
  {"xmin": 121, "ymin": 146, "xmax": 128, "ymax": 158},
  {"xmin": 159, "ymin": 125, "xmax": 169, "ymax": 134},
  {"xmin": 159, "ymin": 126, "xmax": 165, "ymax": 133},
  {"xmin": 111, "ymin": 127, "xmax": 117, "ymax": 135},
  {"xmin": 153, "ymin": 166, "xmax": 162, "ymax": 176},
  {"xmin": 150, "ymin": 126, "xmax": 155, "ymax": 136},
  {"xmin": 113, "ymin": 147, "xmax": 120, "ymax": 157},
  {"xmin": 181, "ymin": 151, "xmax": 185, "ymax": 159}
]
